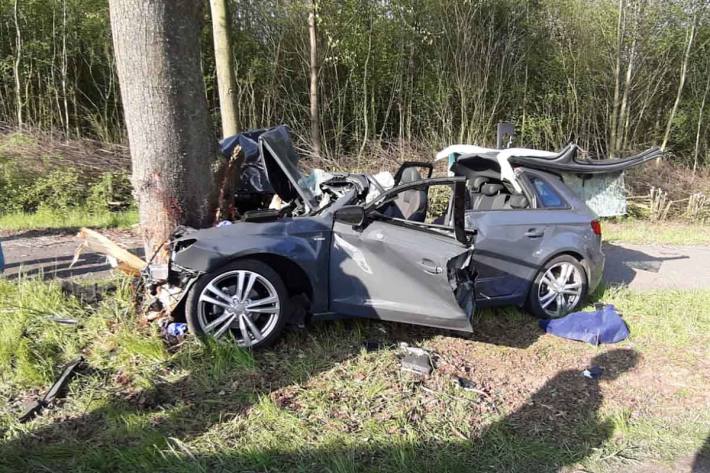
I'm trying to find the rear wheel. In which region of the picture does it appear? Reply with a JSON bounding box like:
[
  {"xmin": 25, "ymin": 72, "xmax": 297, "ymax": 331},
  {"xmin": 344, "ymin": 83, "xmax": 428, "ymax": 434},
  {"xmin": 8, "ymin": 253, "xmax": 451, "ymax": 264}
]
[
  {"xmin": 527, "ymin": 255, "xmax": 587, "ymax": 319},
  {"xmin": 185, "ymin": 259, "xmax": 290, "ymax": 348}
]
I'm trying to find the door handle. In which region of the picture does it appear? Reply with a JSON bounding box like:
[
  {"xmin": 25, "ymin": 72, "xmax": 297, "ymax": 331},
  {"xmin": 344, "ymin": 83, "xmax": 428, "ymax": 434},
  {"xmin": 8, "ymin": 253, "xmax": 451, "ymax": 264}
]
[
  {"xmin": 419, "ymin": 259, "xmax": 443, "ymax": 274},
  {"xmin": 525, "ymin": 228, "xmax": 544, "ymax": 238}
]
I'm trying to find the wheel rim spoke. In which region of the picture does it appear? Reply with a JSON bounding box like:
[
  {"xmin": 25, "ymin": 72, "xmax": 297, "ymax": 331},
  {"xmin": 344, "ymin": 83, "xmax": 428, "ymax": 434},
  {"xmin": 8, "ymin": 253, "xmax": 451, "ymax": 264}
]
[
  {"xmin": 540, "ymin": 290, "xmax": 556, "ymax": 308},
  {"xmin": 240, "ymin": 273, "xmax": 257, "ymax": 301},
  {"xmin": 247, "ymin": 296, "xmax": 278, "ymax": 310},
  {"xmin": 213, "ymin": 314, "xmax": 237, "ymax": 339},
  {"xmin": 556, "ymin": 293, "xmax": 565, "ymax": 315},
  {"xmin": 542, "ymin": 274, "xmax": 556, "ymax": 288},
  {"xmin": 204, "ymin": 311, "xmax": 234, "ymax": 332},
  {"xmin": 199, "ymin": 294, "xmax": 231, "ymax": 310},
  {"xmin": 205, "ymin": 283, "xmax": 233, "ymax": 304},
  {"xmin": 240, "ymin": 313, "xmax": 263, "ymax": 342},
  {"xmin": 558, "ymin": 264, "xmax": 573, "ymax": 285}
]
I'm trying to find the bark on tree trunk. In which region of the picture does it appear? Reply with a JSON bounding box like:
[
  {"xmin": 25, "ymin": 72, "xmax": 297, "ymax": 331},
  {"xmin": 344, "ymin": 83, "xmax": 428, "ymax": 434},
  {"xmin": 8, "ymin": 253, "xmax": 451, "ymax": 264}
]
[
  {"xmin": 308, "ymin": 0, "xmax": 321, "ymax": 157},
  {"xmin": 210, "ymin": 0, "xmax": 239, "ymax": 137},
  {"xmin": 109, "ymin": 0, "xmax": 219, "ymax": 261}
]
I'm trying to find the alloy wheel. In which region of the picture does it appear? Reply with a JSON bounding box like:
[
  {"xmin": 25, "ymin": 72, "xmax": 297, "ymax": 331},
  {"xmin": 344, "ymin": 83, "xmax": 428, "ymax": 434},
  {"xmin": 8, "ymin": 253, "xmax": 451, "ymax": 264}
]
[
  {"xmin": 537, "ymin": 261, "xmax": 583, "ymax": 318},
  {"xmin": 197, "ymin": 269, "xmax": 280, "ymax": 347}
]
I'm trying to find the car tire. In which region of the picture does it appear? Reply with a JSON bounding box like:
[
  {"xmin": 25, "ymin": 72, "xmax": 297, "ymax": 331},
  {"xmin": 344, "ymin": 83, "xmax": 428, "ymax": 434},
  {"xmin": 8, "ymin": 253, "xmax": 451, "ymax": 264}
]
[
  {"xmin": 527, "ymin": 255, "xmax": 588, "ymax": 319},
  {"xmin": 185, "ymin": 259, "xmax": 290, "ymax": 349}
]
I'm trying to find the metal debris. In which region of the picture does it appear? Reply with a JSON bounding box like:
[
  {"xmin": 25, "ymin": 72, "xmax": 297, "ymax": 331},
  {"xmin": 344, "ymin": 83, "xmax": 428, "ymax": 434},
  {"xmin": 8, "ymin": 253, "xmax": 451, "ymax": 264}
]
[
  {"xmin": 401, "ymin": 346, "xmax": 433, "ymax": 376},
  {"xmin": 19, "ymin": 356, "xmax": 85, "ymax": 423}
]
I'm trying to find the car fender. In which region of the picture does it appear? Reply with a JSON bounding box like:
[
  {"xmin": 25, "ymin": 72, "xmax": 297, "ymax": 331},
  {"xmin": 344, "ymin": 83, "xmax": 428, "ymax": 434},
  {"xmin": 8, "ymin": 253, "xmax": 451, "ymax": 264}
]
[{"xmin": 172, "ymin": 233, "xmax": 330, "ymax": 312}]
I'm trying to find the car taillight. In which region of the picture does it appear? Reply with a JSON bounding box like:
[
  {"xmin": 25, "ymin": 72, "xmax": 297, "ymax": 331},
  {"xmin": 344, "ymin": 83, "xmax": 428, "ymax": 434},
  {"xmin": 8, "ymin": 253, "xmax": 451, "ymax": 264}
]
[{"xmin": 591, "ymin": 219, "xmax": 602, "ymax": 236}]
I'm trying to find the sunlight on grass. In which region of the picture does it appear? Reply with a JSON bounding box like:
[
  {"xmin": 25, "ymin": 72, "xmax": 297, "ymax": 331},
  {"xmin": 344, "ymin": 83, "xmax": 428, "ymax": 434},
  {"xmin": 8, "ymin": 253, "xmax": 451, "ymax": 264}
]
[
  {"xmin": 603, "ymin": 219, "xmax": 710, "ymax": 246},
  {"xmin": 0, "ymin": 207, "xmax": 138, "ymax": 231},
  {"xmin": 599, "ymin": 286, "xmax": 710, "ymax": 349},
  {"xmin": 0, "ymin": 277, "xmax": 707, "ymax": 472}
]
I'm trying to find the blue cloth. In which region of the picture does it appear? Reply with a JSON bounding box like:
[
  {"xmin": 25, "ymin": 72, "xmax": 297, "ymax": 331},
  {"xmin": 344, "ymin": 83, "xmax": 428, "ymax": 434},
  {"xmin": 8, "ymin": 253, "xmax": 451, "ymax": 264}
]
[{"xmin": 539, "ymin": 304, "xmax": 629, "ymax": 345}]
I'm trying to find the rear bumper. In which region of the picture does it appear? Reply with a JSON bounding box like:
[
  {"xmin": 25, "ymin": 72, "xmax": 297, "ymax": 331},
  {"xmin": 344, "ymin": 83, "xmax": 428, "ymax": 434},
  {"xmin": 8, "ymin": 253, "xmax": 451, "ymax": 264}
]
[{"xmin": 586, "ymin": 243, "xmax": 605, "ymax": 293}]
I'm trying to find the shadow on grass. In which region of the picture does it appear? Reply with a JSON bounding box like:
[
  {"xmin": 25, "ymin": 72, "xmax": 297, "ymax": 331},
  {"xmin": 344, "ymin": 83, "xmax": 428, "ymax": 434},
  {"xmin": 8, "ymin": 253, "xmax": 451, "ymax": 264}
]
[{"xmin": 0, "ymin": 301, "xmax": 639, "ymax": 473}]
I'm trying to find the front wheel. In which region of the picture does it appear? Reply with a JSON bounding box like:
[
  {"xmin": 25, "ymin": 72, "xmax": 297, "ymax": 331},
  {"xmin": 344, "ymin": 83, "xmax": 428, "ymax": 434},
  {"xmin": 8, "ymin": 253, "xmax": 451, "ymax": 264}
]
[
  {"xmin": 527, "ymin": 255, "xmax": 588, "ymax": 319},
  {"xmin": 185, "ymin": 259, "xmax": 290, "ymax": 348}
]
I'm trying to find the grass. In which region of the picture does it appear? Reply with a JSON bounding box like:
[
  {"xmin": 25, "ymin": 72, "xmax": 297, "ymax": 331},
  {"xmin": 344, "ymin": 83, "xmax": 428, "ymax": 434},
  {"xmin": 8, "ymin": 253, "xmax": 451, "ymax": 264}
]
[
  {"xmin": 0, "ymin": 207, "xmax": 138, "ymax": 232},
  {"xmin": 0, "ymin": 277, "xmax": 708, "ymax": 472},
  {"xmin": 603, "ymin": 219, "xmax": 710, "ymax": 246}
]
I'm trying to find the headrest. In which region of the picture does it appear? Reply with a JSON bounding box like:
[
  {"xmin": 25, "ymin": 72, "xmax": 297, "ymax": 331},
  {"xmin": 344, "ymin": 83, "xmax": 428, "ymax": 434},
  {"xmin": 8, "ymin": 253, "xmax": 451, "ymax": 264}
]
[
  {"xmin": 400, "ymin": 167, "xmax": 421, "ymax": 184},
  {"xmin": 481, "ymin": 183, "xmax": 503, "ymax": 196},
  {"xmin": 509, "ymin": 194, "xmax": 529, "ymax": 209},
  {"xmin": 470, "ymin": 176, "xmax": 489, "ymax": 192}
]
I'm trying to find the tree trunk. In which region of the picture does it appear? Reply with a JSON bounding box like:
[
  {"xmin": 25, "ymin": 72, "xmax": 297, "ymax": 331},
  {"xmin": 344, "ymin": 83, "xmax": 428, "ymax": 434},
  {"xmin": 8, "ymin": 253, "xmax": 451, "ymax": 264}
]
[
  {"xmin": 109, "ymin": 0, "xmax": 220, "ymax": 261},
  {"xmin": 308, "ymin": 0, "xmax": 321, "ymax": 157},
  {"xmin": 210, "ymin": 0, "xmax": 239, "ymax": 137},
  {"xmin": 609, "ymin": 0, "xmax": 626, "ymax": 157},
  {"xmin": 662, "ymin": 14, "xmax": 696, "ymax": 152},
  {"xmin": 692, "ymin": 71, "xmax": 709, "ymax": 173},
  {"xmin": 12, "ymin": 0, "xmax": 22, "ymax": 128}
]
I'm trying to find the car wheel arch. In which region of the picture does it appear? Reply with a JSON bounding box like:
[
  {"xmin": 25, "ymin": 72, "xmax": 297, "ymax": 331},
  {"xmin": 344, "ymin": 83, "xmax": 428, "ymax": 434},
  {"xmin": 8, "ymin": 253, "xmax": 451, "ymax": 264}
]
[
  {"xmin": 524, "ymin": 250, "xmax": 589, "ymax": 301},
  {"xmin": 228, "ymin": 252, "xmax": 314, "ymax": 311}
]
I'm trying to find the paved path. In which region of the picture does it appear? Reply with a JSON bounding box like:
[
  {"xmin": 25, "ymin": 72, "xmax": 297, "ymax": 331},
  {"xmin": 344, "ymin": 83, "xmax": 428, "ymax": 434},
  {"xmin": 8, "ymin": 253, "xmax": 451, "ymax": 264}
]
[
  {"xmin": 602, "ymin": 242, "xmax": 710, "ymax": 291},
  {"xmin": 1, "ymin": 230, "xmax": 709, "ymax": 291},
  {"xmin": 1, "ymin": 229, "xmax": 143, "ymax": 280}
]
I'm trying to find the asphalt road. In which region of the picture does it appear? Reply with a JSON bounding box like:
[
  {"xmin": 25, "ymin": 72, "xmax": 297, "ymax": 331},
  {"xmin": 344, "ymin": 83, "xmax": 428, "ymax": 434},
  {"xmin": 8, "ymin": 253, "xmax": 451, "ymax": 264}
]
[{"xmin": 2, "ymin": 230, "xmax": 709, "ymax": 291}]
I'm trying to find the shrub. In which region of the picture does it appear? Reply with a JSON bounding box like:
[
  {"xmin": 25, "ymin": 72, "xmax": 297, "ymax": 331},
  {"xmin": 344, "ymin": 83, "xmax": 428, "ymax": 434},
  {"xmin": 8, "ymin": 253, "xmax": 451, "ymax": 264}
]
[{"xmin": 87, "ymin": 172, "xmax": 134, "ymax": 211}]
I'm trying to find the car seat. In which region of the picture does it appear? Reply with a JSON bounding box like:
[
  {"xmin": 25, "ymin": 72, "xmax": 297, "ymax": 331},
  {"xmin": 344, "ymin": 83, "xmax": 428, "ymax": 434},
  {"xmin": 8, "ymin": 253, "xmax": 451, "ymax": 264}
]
[
  {"xmin": 384, "ymin": 167, "xmax": 428, "ymax": 222},
  {"xmin": 476, "ymin": 183, "xmax": 509, "ymax": 210}
]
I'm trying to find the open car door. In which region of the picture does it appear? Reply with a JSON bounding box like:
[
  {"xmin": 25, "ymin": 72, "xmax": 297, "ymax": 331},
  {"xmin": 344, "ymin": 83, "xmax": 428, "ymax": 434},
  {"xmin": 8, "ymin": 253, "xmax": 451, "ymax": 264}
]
[{"xmin": 328, "ymin": 177, "xmax": 477, "ymax": 332}]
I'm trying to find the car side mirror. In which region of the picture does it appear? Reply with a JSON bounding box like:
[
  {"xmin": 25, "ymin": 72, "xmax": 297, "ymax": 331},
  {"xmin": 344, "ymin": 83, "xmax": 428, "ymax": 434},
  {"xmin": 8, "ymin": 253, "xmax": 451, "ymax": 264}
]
[{"xmin": 334, "ymin": 205, "xmax": 366, "ymax": 226}]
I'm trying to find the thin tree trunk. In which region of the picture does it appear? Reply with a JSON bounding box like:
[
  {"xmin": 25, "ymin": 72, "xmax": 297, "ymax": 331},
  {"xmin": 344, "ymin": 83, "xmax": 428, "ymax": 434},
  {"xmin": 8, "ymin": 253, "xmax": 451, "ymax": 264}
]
[
  {"xmin": 609, "ymin": 0, "xmax": 626, "ymax": 156},
  {"xmin": 61, "ymin": 0, "xmax": 70, "ymax": 137},
  {"xmin": 616, "ymin": 1, "xmax": 642, "ymax": 152},
  {"xmin": 662, "ymin": 15, "xmax": 696, "ymax": 151},
  {"xmin": 693, "ymin": 72, "xmax": 710, "ymax": 173},
  {"xmin": 12, "ymin": 0, "xmax": 22, "ymax": 128},
  {"xmin": 109, "ymin": 0, "xmax": 220, "ymax": 260},
  {"xmin": 308, "ymin": 0, "xmax": 321, "ymax": 157},
  {"xmin": 210, "ymin": 0, "xmax": 239, "ymax": 137}
]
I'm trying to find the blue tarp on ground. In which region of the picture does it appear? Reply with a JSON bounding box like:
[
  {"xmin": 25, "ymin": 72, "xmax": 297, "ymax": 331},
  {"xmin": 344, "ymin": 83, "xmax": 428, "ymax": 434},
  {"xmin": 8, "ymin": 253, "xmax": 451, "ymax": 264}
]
[{"xmin": 539, "ymin": 304, "xmax": 630, "ymax": 345}]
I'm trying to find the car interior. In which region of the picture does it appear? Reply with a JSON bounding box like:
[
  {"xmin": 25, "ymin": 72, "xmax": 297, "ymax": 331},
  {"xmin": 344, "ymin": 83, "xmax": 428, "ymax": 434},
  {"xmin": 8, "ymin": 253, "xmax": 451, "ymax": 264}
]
[{"xmin": 382, "ymin": 167, "xmax": 428, "ymax": 222}]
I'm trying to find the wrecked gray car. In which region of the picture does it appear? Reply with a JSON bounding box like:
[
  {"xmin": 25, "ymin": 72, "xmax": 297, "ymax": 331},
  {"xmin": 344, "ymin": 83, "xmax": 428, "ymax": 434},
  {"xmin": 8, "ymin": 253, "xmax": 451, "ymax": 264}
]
[{"xmin": 150, "ymin": 126, "xmax": 658, "ymax": 348}]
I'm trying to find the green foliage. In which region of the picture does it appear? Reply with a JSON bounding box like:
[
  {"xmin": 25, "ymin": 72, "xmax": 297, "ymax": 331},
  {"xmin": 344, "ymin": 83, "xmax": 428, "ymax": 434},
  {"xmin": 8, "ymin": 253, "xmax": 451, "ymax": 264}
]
[
  {"xmin": 25, "ymin": 168, "xmax": 87, "ymax": 211},
  {"xmin": 0, "ymin": 157, "xmax": 134, "ymax": 216},
  {"xmin": 87, "ymin": 172, "xmax": 133, "ymax": 211},
  {"xmin": 1, "ymin": 0, "xmax": 710, "ymax": 165}
]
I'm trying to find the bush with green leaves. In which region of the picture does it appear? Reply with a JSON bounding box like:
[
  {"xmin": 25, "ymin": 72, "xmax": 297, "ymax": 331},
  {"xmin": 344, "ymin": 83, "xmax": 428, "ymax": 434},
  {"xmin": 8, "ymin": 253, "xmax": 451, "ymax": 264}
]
[
  {"xmin": 0, "ymin": 163, "xmax": 134, "ymax": 214},
  {"xmin": 87, "ymin": 171, "xmax": 134, "ymax": 211}
]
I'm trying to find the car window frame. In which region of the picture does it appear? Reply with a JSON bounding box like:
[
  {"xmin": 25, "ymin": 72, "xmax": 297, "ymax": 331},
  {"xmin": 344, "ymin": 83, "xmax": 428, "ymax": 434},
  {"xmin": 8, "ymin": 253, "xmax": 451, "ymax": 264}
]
[
  {"xmin": 365, "ymin": 176, "xmax": 473, "ymax": 245},
  {"xmin": 518, "ymin": 171, "xmax": 571, "ymax": 210}
]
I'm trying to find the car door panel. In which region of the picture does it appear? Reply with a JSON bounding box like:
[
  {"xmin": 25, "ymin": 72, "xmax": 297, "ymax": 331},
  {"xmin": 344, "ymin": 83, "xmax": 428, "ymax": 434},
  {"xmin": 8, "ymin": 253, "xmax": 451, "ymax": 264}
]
[
  {"xmin": 466, "ymin": 210, "xmax": 542, "ymax": 304},
  {"xmin": 468, "ymin": 209, "xmax": 590, "ymax": 306},
  {"xmin": 330, "ymin": 219, "xmax": 475, "ymax": 332}
]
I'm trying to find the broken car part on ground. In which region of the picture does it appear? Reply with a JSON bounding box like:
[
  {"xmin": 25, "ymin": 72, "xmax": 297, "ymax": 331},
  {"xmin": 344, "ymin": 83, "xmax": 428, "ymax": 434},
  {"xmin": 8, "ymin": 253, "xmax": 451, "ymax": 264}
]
[{"xmin": 135, "ymin": 125, "xmax": 661, "ymax": 349}]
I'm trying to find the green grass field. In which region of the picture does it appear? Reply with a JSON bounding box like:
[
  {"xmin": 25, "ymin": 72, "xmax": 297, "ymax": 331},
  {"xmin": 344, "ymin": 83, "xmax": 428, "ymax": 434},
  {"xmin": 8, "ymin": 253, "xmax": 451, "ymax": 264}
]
[
  {"xmin": 0, "ymin": 207, "xmax": 138, "ymax": 232},
  {"xmin": 603, "ymin": 219, "xmax": 710, "ymax": 246},
  {"xmin": 0, "ymin": 276, "xmax": 707, "ymax": 472}
]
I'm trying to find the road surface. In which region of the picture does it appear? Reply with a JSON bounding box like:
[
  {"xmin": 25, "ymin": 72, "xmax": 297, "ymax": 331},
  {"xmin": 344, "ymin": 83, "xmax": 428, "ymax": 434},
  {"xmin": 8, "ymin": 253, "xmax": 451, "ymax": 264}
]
[{"xmin": 1, "ymin": 230, "xmax": 709, "ymax": 291}]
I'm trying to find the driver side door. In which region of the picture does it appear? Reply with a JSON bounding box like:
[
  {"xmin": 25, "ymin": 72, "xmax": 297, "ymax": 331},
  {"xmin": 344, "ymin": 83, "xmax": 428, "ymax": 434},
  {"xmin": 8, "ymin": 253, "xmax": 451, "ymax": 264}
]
[{"xmin": 328, "ymin": 178, "xmax": 477, "ymax": 332}]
